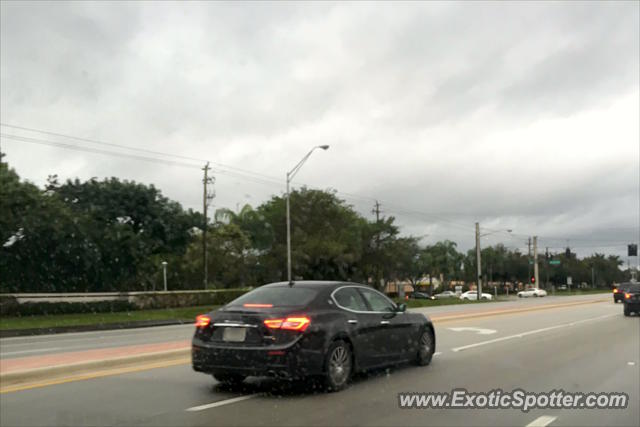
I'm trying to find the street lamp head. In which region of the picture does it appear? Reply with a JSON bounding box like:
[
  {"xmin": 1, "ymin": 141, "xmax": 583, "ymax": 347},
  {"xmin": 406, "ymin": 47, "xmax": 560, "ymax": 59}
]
[
  {"xmin": 318, "ymin": 145, "xmax": 330, "ymax": 150},
  {"xmin": 507, "ymin": 229, "xmax": 513, "ymax": 233},
  {"xmin": 162, "ymin": 261, "xmax": 168, "ymax": 266}
]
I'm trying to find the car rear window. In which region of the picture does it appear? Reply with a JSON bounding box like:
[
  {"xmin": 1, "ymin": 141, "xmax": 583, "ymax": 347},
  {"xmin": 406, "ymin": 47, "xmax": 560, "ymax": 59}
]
[{"xmin": 227, "ymin": 286, "xmax": 318, "ymax": 308}]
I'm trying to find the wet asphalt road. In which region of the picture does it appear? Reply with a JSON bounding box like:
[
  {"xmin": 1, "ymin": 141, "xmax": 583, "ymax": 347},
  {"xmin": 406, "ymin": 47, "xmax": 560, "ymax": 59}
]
[{"xmin": 1, "ymin": 295, "xmax": 638, "ymax": 427}]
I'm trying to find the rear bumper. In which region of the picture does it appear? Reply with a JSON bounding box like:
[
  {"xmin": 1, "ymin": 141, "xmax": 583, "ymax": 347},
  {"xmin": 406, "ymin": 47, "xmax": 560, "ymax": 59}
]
[
  {"xmin": 191, "ymin": 337, "xmax": 325, "ymax": 378},
  {"xmin": 623, "ymin": 301, "xmax": 640, "ymax": 311},
  {"xmin": 613, "ymin": 294, "xmax": 624, "ymax": 302}
]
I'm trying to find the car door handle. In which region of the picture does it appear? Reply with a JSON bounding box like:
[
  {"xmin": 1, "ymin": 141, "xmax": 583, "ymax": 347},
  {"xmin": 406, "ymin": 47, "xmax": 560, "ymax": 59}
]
[
  {"xmin": 380, "ymin": 320, "xmax": 390, "ymax": 325},
  {"xmin": 347, "ymin": 319, "xmax": 358, "ymax": 324}
]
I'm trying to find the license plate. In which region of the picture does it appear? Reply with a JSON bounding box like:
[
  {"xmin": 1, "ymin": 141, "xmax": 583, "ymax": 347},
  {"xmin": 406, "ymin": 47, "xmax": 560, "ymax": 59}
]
[{"xmin": 222, "ymin": 327, "xmax": 246, "ymax": 342}]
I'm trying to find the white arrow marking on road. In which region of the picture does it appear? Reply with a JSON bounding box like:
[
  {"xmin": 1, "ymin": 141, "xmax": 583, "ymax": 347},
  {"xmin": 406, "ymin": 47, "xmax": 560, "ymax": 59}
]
[
  {"xmin": 525, "ymin": 415, "xmax": 557, "ymax": 427},
  {"xmin": 186, "ymin": 394, "xmax": 257, "ymax": 412},
  {"xmin": 448, "ymin": 327, "xmax": 497, "ymax": 335},
  {"xmin": 452, "ymin": 314, "xmax": 616, "ymax": 352}
]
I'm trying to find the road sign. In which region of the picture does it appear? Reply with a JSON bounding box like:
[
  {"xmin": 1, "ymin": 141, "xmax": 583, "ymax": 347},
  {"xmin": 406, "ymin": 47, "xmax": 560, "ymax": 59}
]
[
  {"xmin": 567, "ymin": 276, "xmax": 573, "ymax": 285},
  {"xmin": 549, "ymin": 260, "xmax": 561, "ymax": 265}
]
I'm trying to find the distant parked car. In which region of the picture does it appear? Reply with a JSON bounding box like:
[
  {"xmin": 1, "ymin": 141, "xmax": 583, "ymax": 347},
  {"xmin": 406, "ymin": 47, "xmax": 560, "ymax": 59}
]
[
  {"xmin": 518, "ymin": 288, "xmax": 547, "ymax": 298},
  {"xmin": 613, "ymin": 283, "xmax": 633, "ymax": 303},
  {"xmin": 460, "ymin": 291, "xmax": 492, "ymax": 301},
  {"xmin": 433, "ymin": 291, "xmax": 458, "ymax": 300},
  {"xmin": 410, "ymin": 292, "xmax": 435, "ymax": 300},
  {"xmin": 557, "ymin": 285, "xmax": 568, "ymax": 291}
]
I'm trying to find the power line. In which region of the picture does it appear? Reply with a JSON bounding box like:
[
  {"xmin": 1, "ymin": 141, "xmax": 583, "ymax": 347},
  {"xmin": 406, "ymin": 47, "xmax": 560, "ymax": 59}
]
[{"xmin": 0, "ymin": 133, "xmax": 201, "ymax": 169}]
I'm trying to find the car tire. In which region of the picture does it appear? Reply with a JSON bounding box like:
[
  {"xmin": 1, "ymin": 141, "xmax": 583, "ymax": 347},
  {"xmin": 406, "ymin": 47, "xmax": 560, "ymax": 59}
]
[
  {"xmin": 416, "ymin": 329, "xmax": 435, "ymax": 366},
  {"xmin": 518, "ymin": 294, "xmax": 522, "ymax": 298},
  {"xmin": 323, "ymin": 340, "xmax": 353, "ymax": 392},
  {"xmin": 534, "ymin": 294, "xmax": 539, "ymax": 297},
  {"xmin": 213, "ymin": 373, "xmax": 246, "ymax": 385},
  {"xmin": 623, "ymin": 305, "xmax": 631, "ymax": 316}
]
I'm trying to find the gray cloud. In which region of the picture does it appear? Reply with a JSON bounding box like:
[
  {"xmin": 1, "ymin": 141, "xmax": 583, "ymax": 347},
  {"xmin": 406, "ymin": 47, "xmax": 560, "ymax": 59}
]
[{"xmin": 1, "ymin": 1, "xmax": 638, "ymax": 260}]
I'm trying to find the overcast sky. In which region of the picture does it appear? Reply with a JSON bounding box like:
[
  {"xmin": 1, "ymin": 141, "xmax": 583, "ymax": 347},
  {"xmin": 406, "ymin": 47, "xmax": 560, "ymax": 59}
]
[{"xmin": 1, "ymin": 1, "xmax": 638, "ymax": 260}]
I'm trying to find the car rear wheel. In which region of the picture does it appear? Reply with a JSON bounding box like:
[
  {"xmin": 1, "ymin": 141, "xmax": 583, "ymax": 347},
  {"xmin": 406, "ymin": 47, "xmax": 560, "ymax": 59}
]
[
  {"xmin": 323, "ymin": 340, "xmax": 352, "ymax": 392},
  {"xmin": 416, "ymin": 329, "xmax": 435, "ymax": 366},
  {"xmin": 623, "ymin": 305, "xmax": 631, "ymax": 316},
  {"xmin": 213, "ymin": 373, "xmax": 246, "ymax": 385}
]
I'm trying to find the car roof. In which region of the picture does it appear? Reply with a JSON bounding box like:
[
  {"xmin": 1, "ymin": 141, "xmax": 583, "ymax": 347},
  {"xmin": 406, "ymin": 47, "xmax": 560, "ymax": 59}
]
[{"xmin": 262, "ymin": 281, "xmax": 370, "ymax": 290}]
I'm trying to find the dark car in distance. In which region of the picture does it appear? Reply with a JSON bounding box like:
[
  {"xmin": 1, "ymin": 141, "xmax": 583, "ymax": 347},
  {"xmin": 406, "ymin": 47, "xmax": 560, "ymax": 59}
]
[
  {"xmin": 613, "ymin": 283, "xmax": 633, "ymax": 303},
  {"xmin": 410, "ymin": 291, "xmax": 434, "ymax": 300},
  {"xmin": 192, "ymin": 281, "xmax": 436, "ymax": 391},
  {"xmin": 622, "ymin": 283, "xmax": 640, "ymax": 316}
]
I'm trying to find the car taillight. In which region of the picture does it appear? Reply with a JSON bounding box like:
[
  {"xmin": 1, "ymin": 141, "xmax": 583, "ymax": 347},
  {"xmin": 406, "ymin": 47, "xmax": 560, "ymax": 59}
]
[
  {"xmin": 613, "ymin": 289, "xmax": 618, "ymax": 293},
  {"xmin": 195, "ymin": 314, "xmax": 211, "ymax": 328},
  {"xmin": 264, "ymin": 316, "xmax": 311, "ymax": 332},
  {"xmin": 625, "ymin": 293, "xmax": 632, "ymax": 299},
  {"xmin": 243, "ymin": 303, "xmax": 273, "ymax": 308}
]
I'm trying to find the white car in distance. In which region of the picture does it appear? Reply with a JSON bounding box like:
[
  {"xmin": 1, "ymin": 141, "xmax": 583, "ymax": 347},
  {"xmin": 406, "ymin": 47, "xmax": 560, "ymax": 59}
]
[
  {"xmin": 517, "ymin": 288, "xmax": 547, "ymax": 298},
  {"xmin": 459, "ymin": 291, "xmax": 493, "ymax": 301}
]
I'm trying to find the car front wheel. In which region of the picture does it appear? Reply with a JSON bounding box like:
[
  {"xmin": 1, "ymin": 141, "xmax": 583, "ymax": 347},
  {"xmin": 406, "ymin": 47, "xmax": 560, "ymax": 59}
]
[{"xmin": 416, "ymin": 329, "xmax": 435, "ymax": 366}]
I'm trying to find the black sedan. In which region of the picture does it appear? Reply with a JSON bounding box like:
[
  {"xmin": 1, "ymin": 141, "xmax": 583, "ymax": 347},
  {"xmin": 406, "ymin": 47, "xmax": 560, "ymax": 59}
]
[
  {"xmin": 192, "ymin": 281, "xmax": 436, "ymax": 391},
  {"xmin": 623, "ymin": 283, "xmax": 640, "ymax": 316},
  {"xmin": 613, "ymin": 282, "xmax": 632, "ymax": 303}
]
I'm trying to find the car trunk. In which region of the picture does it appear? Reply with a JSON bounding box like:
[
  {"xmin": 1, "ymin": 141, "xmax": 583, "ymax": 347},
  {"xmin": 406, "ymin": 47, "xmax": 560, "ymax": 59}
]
[{"xmin": 196, "ymin": 307, "xmax": 306, "ymax": 347}]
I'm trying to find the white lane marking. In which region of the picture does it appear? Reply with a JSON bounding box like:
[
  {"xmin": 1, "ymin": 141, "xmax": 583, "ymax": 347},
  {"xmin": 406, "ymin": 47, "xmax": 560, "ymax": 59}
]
[
  {"xmin": 186, "ymin": 395, "xmax": 257, "ymax": 412},
  {"xmin": 434, "ymin": 352, "xmax": 442, "ymax": 356},
  {"xmin": 448, "ymin": 327, "xmax": 497, "ymax": 335},
  {"xmin": 526, "ymin": 415, "xmax": 557, "ymax": 427},
  {"xmin": 452, "ymin": 314, "xmax": 616, "ymax": 352},
  {"xmin": 628, "ymin": 362, "xmax": 636, "ymax": 366},
  {"xmin": 0, "ymin": 347, "xmax": 62, "ymax": 356}
]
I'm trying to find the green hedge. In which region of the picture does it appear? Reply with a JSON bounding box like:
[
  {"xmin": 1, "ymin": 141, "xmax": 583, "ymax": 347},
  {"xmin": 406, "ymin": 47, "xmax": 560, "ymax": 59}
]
[
  {"xmin": 0, "ymin": 289, "xmax": 251, "ymax": 317},
  {"xmin": 1, "ymin": 300, "xmax": 136, "ymax": 317},
  {"xmin": 131, "ymin": 289, "xmax": 250, "ymax": 310}
]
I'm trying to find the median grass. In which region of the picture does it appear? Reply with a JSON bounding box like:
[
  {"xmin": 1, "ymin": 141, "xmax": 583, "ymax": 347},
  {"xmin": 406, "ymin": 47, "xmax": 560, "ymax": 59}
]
[
  {"xmin": 551, "ymin": 289, "xmax": 611, "ymax": 296},
  {"xmin": 0, "ymin": 305, "xmax": 219, "ymax": 331},
  {"xmin": 394, "ymin": 297, "xmax": 498, "ymax": 309}
]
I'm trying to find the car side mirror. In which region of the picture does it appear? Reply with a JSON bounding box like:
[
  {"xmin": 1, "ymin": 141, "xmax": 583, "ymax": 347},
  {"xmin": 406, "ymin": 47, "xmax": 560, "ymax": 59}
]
[{"xmin": 396, "ymin": 303, "xmax": 407, "ymax": 313}]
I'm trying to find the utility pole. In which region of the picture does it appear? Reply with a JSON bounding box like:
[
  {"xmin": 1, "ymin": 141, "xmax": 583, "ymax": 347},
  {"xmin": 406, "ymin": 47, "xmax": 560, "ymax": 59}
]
[
  {"xmin": 475, "ymin": 222, "xmax": 482, "ymax": 299},
  {"xmin": 372, "ymin": 200, "xmax": 383, "ymax": 290},
  {"xmin": 372, "ymin": 200, "xmax": 381, "ymax": 223},
  {"xmin": 545, "ymin": 247, "xmax": 550, "ymax": 289},
  {"xmin": 533, "ymin": 236, "xmax": 539, "ymax": 289},
  {"xmin": 202, "ymin": 162, "xmax": 214, "ymax": 289},
  {"xmin": 527, "ymin": 237, "xmax": 532, "ymax": 282}
]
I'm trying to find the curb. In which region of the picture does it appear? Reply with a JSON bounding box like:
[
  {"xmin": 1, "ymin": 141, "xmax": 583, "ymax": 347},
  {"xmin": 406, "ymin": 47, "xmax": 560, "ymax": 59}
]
[
  {"xmin": 0, "ymin": 348, "xmax": 191, "ymax": 388},
  {"xmin": 0, "ymin": 319, "xmax": 189, "ymax": 338}
]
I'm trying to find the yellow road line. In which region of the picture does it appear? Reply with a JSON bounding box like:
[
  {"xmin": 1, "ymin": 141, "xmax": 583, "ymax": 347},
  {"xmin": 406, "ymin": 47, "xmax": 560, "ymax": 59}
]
[
  {"xmin": 1, "ymin": 357, "xmax": 190, "ymax": 394},
  {"xmin": 432, "ymin": 298, "xmax": 608, "ymax": 323}
]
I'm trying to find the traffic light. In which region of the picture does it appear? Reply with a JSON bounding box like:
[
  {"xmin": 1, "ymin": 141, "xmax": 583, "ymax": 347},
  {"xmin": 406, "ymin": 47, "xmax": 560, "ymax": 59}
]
[
  {"xmin": 530, "ymin": 276, "xmax": 536, "ymax": 284},
  {"xmin": 629, "ymin": 244, "xmax": 638, "ymax": 257}
]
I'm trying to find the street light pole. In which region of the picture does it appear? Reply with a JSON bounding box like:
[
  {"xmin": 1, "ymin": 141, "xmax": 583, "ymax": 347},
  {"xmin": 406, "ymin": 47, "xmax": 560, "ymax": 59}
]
[
  {"xmin": 162, "ymin": 261, "xmax": 168, "ymax": 292},
  {"xmin": 475, "ymin": 223, "xmax": 482, "ymax": 299},
  {"xmin": 476, "ymin": 225, "xmax": 512, "ymax": 300},
  {"xmin": 286, "ymin": 145, "xmax": 330, "ymax": 283}
]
